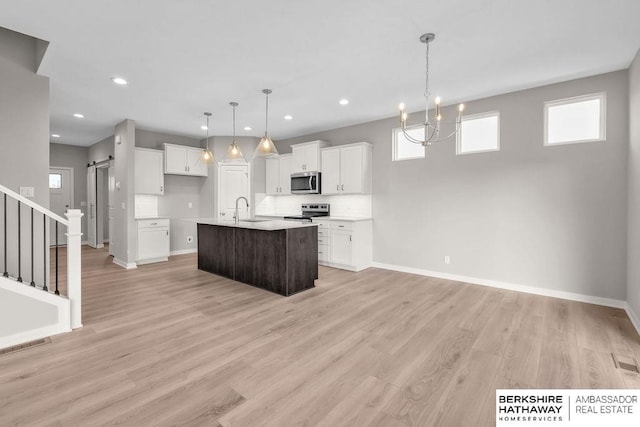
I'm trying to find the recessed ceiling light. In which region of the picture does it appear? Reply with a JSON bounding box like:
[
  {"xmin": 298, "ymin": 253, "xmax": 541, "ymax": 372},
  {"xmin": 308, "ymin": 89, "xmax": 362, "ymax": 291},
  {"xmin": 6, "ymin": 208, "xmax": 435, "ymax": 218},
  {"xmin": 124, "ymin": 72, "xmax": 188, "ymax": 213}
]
[
  {"xmin": 73, "ymin": 113, "xmax": 84, "ymax": 118},
  {"xmin": 51, "ymin": 134, "xmax": 60, "ymax": 138},
  {"xmin": 284, "ymin": 115, "xmax": 293, "ymax": 120},
  {"xmin": 339, "ymin": 99, "xmax": 349, "ymax": 105},
  {"xmin": 201, "ymin": 125, "xmax": 208, "ymax": 130},
  {"xmin": 244, "ymin": 126, "xmax": 252, "ymax": 131},
  {"xmin": 111, "ymin": 77, "xmax": 127, "ymax": 85}
]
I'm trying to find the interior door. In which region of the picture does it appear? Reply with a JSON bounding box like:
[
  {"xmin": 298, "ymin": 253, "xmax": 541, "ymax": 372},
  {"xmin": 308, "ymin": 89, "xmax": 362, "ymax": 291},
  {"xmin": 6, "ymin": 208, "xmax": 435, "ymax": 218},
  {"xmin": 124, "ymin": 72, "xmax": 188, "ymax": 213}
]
[
  {"xmin": 49, "ymin": 167, "xmax": 72, "ymax": 245},
  {"xmin": 87, "ymin": 165, "xmax": 97, "ymax": 248},
  {"xmin": 218, "ymin": 163, "xmax": 250, "ymax": 222}
]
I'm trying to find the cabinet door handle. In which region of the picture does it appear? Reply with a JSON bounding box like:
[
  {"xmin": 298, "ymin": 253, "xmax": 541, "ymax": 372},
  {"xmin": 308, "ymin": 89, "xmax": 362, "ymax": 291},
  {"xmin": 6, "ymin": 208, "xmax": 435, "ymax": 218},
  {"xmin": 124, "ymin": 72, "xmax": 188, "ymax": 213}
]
[
  {"xmin": 341, "ymin": 184, "xmax": 344, "ymax": 191},
  {"xmin": 160, "ymin": 186, "xmax": 163, "ymax": 192},
  {"xmin": 338, "ymin": 225, "xmax": 344, "ymax": 228},
  {"xmin": 350, "ymin": 235, "xmax": 352, "ymax": 242},
  {"xmin": 150, "ymin": 222, "xmax": 158, "ymax": 225},
  {"xmin": 166, "ymin": 230, "xmax": 169, "ymax": 236}
]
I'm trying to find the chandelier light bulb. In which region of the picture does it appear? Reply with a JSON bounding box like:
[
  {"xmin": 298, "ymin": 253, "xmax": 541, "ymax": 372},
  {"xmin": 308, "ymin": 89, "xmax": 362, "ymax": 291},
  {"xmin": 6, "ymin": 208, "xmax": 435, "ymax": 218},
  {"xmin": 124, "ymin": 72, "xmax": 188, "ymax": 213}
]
[
  {"xmin": 459, "ymin": 104, "xmax": 465, "ymax": 112},
  {"xmin": 402, "ymin": 112, "xmax": 408, "ymax": 122},
  {"xmin": 435, "ymin": 96, "xmax": 442, "ymax": 105},
  {"xmin": 399, "ymin": 102, "xmax": 406, "ymax": 111}
]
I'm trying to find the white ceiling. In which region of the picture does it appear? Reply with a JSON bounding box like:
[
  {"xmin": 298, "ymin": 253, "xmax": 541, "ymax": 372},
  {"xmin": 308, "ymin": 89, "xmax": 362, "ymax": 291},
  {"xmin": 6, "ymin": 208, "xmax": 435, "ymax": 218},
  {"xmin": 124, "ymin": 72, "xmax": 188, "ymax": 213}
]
[{"xmin": 1, "ymin": 0, "xmax": 639, "ymax": 147}]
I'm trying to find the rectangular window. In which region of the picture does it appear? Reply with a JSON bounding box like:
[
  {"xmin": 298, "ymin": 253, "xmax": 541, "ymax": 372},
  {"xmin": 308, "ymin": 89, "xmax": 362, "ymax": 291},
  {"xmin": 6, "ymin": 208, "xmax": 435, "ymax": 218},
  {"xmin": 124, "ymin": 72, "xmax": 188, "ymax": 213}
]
[
  {"xmin": 457, "ymin": 112, "xmax": 500, "ymax": 155},
  {"xmin": 49, "ymin": 173, "xmax": 62, "ymax": 189},
  {"xmin": 393, "ymin": 125, "xmax": 425, "ymax": 161},
  {"xmin": 544, "ymin": 92, "xmax": 606, "ymax": 146}
]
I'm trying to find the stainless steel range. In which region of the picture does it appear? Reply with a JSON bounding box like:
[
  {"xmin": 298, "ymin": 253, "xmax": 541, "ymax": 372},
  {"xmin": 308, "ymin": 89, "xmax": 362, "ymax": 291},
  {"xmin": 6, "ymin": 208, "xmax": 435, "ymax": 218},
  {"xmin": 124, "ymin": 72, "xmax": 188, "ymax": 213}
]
[{"xmin": 283, "ymin": 203, "xmax": 330, "ymax": 222}]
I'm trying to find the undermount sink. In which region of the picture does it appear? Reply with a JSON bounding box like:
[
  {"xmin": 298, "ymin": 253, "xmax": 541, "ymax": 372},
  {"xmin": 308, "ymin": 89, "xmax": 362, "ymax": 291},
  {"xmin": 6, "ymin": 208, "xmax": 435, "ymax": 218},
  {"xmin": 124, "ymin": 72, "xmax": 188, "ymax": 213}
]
[{"xmin": 240, "ymin": 218, "xmax": 271, "ymax": 223}]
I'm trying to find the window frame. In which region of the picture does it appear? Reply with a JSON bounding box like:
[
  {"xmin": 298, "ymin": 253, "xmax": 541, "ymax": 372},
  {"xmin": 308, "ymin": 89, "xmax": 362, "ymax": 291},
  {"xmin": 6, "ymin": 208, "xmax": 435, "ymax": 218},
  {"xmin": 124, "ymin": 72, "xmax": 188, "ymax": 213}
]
[
  {"xmin": 49, "ymin": 173, "xmax": 62, "ymax": 189},
  {"xmin": 392, "ymin": 124, "xmax": 426, "ymax": 161},
  {"xmin": 543, "ymin": 92, "xmax": 606, "ymax": 147},
  {"xmin": 456, "ymin": 111, "xmax": 501, "ymax": 155}
]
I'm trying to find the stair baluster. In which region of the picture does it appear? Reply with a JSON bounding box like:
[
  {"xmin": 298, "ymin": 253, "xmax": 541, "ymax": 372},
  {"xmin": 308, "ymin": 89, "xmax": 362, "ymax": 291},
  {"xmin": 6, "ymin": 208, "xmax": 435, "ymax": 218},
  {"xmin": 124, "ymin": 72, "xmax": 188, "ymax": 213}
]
[
  {"xmin": 55, "ymin": 221, "xmax": 59, "ymax": 295},
  {"xmin": 42, "ymin": 214, "xmax": 47, "ymax": 292},
  {"xmin": 17, "ymin": 201, "xmax": 22, "ymax": 282},
  {"xmin": 30, "ymin": 207, "xmax": 35, "ymax": 287},
  {"xmin": 2, "ymin": 193, "xmax": 6, "ymax": 278}
]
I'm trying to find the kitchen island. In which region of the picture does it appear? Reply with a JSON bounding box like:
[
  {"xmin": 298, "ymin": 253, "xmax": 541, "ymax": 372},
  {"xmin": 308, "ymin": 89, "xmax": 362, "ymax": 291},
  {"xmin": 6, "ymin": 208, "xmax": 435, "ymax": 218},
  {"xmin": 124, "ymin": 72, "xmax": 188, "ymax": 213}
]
[{"xmin": 197, "ymin": 220, "xmax": 318, "ymax": 296}]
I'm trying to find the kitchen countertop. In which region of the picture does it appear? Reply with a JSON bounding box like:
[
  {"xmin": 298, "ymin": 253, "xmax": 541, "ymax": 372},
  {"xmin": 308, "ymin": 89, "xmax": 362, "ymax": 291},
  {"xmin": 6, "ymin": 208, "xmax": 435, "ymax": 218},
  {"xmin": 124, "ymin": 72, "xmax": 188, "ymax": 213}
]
[
  {"xmin": 319, "ymin": 216, "xmax": 372, "ymax": 222},
  {"xmin": 195, "ymin": 218, "xmax": 318, "ymax": 231}
]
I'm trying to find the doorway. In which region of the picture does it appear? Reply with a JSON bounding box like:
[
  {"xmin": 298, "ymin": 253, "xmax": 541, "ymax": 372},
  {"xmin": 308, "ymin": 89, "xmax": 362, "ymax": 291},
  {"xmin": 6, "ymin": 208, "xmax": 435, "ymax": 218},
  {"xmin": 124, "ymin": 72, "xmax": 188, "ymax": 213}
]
[
  {"xmin": 217, "ymin": 163, "xmax": 250, "ymax": 222},
  {"xmin": 49, "ymin": 167, "xmax": 73, "ymax": 245},
  {"xmin": 87, "ymin": 162, "xmax": 113, "ymax": 250}
]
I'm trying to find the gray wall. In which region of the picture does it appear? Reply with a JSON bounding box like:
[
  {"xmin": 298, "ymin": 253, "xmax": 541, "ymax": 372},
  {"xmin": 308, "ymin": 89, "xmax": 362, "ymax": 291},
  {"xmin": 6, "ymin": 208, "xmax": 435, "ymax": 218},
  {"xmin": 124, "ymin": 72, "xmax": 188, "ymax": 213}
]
[
  {"xmin": 628, "ymin": 50, "xmax": 640, "ymax": 317},
  {"xmin": 278, "ymin": 70, "xmax": 629, "ymax": 301},
  {"xmin": 88, "ymin": 135, "xmax": 114, "ymax": 163},
  {"xmin": 49, "ymin": 143, "xmax": 89, "ymax": 239},
  {"xmin": 0, "ymin": 27, "xmax": 50, "ymax": 286}
]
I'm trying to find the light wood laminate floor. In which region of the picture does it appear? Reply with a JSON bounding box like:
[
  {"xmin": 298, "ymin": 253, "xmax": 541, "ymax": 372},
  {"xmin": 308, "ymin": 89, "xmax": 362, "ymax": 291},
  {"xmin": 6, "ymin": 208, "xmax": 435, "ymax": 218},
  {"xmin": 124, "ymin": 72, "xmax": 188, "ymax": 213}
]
[{"xmin": 1, "ymin": 245, "xmax": 640, "ymax": 426}]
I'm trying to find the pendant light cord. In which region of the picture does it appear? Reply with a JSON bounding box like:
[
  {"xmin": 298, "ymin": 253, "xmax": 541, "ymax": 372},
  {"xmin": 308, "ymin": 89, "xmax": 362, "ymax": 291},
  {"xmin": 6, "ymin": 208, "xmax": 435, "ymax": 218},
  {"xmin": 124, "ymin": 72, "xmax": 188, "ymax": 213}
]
[
  {"xmin": 425, "ymin": 38, "xmax": 430, "ymax": 125},
  {"xmin": 265, "ymin": 91, "xmax": 269, "ymax": 136},
  {"xmin": 232, "ymin": 104, "xmax": 236, "ymax": 142}
]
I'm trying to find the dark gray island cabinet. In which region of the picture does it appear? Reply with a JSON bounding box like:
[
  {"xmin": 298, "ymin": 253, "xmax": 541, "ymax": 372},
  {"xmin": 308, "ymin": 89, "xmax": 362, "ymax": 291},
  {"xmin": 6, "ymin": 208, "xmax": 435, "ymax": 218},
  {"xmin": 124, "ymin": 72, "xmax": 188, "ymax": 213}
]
[{"xmin": 197, "ymin": 220, "xmax": 318, "ymax": 296}]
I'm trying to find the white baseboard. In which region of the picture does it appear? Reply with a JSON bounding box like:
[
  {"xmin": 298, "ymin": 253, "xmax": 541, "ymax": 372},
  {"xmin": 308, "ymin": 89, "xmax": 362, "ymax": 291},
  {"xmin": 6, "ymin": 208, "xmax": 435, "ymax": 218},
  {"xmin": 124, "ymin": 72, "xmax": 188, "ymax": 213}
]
[
  {"xmin": 170, "ymin": 248, "xmax": 197, "ymax": 256},
  {"xmin": 371, "ymin": 262, "xmax": 627, "ymax": 310},
  {"xmin": 112, "ymin": 258, "xmax": 137, "ymax": 270},
  {"xmin": 625, "ymin": 303, "xmax": 640, "ymax": 337}
]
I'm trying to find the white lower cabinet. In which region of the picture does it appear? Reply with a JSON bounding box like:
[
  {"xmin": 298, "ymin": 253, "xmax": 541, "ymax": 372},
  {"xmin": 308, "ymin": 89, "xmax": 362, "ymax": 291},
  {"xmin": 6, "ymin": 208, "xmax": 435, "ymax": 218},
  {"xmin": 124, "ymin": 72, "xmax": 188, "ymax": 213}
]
[
  {"xmin": 312, "ymin": 218, "xmax": 372, "ymax": 272},
  {"xmin": 137, "ymin": 218, "xmax": 170, "ymax": 264}
]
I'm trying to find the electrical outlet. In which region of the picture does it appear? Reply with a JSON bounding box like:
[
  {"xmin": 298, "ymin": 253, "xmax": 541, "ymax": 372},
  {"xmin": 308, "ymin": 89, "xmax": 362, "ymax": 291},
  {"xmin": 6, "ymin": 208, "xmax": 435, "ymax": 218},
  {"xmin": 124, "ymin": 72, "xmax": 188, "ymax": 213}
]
[
  {"xmin": 444, "ymin": 255, "xmax": 451, "ymax": 265},
  {"xmin": 188, "ymin": 202, "xmax": 193, "ymax": 209}
]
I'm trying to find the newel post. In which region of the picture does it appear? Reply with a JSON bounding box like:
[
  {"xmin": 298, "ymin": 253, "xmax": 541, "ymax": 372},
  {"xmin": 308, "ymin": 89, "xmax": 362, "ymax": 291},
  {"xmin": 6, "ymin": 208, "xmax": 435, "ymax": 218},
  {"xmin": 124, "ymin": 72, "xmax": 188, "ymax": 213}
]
[{"xmin": 65, "ymin": 209, "xmax": 83, "ymax": 329}]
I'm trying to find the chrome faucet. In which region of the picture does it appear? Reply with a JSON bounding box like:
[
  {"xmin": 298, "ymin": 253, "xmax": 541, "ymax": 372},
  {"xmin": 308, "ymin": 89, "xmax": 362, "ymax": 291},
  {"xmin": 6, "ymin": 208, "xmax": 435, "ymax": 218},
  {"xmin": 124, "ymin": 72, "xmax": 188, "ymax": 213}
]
[{"xmin": 234, "ymin": 196, "xmax": 249, "ymax": 224}]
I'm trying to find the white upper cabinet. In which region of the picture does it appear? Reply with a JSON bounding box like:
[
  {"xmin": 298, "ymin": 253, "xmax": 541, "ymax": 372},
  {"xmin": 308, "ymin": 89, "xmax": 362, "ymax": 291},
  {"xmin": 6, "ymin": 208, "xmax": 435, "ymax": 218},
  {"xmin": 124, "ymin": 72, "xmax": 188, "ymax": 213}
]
[
  {"xmin": 320, "ymin": 142, "xmax": 372, "ymax": 195},
  {"xmin": 164, "ymin": 143, "xmax": 208, "ymax": 177},
  {"xmin": 266, "ymin": 154, "xmax": 292, "ymax": 195},
  {"xmin": 265, "ymin": 157, "xmax": 280, "ymax": 195},
  {"xmin": 321, "ymin": 148, "xmax": 341, "ymax": 195},
  {"xmin": 279, "ymin": 154, "xmax": 292, "ymax": 194},
  {"xmin": 291, "ymin": 140, "xmax": 330, "ymax": 173},
  {"xmin": 135, "ymin": 148, "xmax": 164, "ymax": 195}
]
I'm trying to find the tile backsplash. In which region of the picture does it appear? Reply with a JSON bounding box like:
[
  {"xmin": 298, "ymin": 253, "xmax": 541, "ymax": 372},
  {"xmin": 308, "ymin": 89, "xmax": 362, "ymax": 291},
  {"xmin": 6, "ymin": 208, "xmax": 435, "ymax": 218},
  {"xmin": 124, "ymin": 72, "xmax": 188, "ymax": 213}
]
[
  {"xmin": 255, "ymin": 194, "xmax": 371, "ymax": 218},
  {"xmin": 135, "ymin": 195, "xmax": 159, "ymax": 218}
]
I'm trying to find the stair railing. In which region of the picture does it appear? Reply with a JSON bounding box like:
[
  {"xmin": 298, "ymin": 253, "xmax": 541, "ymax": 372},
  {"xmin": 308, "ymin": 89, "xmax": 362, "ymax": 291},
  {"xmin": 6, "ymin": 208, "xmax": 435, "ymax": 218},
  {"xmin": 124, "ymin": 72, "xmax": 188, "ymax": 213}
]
[{"xmin": 0, "ymin": 184, "xmax": 83, "ymax": 329}]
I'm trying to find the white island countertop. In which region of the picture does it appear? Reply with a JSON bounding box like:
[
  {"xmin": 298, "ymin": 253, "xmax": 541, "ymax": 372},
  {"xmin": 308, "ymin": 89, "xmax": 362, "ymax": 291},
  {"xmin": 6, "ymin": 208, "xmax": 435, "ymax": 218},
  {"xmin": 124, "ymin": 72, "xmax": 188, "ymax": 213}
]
[{"xmin": 194, "ymin": 218, "xmax": 318, "ymax": 231}]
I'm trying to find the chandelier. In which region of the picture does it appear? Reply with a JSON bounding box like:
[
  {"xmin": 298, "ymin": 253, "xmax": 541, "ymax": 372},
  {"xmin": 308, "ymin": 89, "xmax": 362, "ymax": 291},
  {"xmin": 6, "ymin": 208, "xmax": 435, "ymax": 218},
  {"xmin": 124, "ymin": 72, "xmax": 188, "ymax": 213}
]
[{"xmin": 398, "ymin": 33, "xmax": 464, "ymax": 146}]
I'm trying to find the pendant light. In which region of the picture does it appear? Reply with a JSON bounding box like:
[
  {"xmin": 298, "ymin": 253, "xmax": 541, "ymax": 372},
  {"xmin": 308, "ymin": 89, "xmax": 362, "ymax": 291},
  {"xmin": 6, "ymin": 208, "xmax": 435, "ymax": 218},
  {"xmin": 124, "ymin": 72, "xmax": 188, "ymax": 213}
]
[
  {"xmin": 201, "ymin": 112, "xmax": 214, "ymax": 165},
  {"xmin": 254, "ymin": 89, "xmax": 279, "ymax": 157},
  {"xmin": 225, "ymin": 102, "xmax": 245, "ymax": 161}
]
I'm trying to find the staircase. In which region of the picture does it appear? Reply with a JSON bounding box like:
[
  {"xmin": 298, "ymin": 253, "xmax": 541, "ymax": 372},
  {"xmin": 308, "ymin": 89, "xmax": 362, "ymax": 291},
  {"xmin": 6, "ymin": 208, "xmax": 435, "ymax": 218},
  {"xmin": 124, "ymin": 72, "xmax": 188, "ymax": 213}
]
[{"xmin": 0, "ymin": 184, "xmax": 83, "ymax": 350}]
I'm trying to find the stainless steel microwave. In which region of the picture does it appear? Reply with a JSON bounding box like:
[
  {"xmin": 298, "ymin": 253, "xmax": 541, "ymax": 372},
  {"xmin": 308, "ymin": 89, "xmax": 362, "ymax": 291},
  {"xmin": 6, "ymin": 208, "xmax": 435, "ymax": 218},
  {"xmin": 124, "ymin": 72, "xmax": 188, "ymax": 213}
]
[{"xmin": 291, "ymin": 172, "xmax": 321, "ymax": 194}]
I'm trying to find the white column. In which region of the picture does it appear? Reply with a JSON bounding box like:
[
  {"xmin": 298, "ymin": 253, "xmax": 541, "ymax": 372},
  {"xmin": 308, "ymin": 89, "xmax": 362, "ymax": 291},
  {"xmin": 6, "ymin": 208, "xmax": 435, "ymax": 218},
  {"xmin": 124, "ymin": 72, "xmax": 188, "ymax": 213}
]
[{"xmin": 65, "ymin": 209, "xmax": 83, "ymax": 329}]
